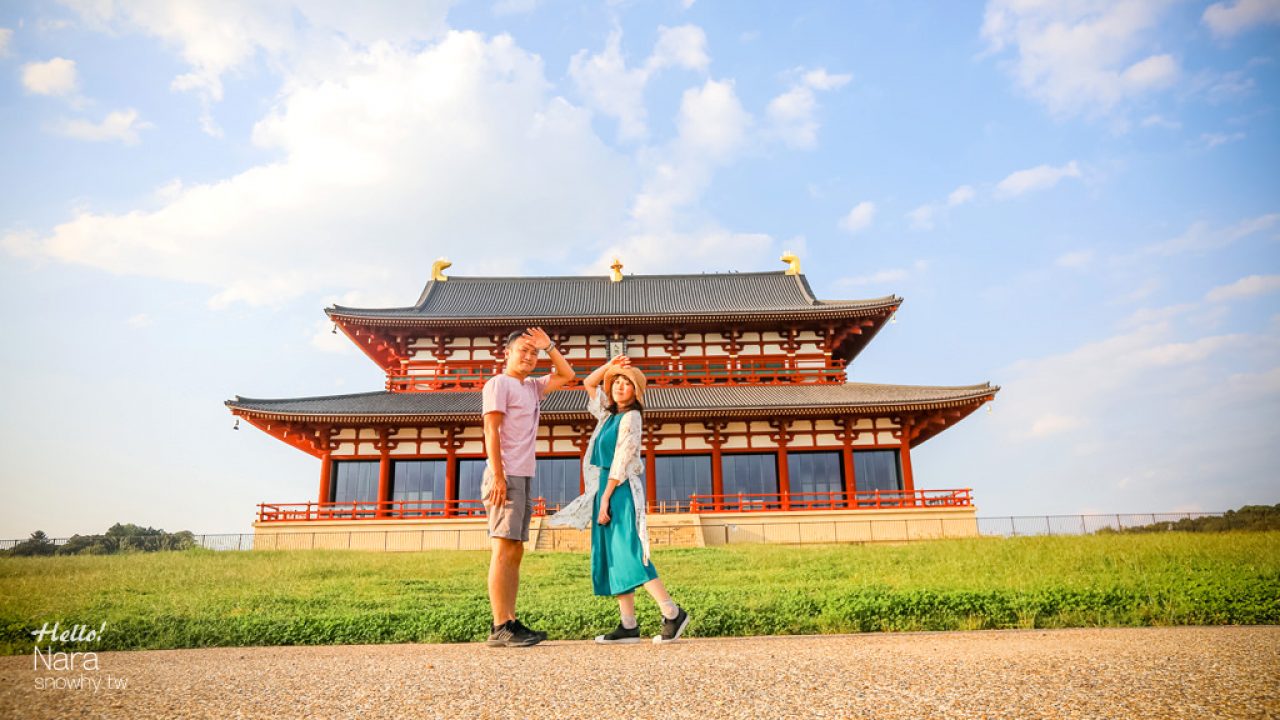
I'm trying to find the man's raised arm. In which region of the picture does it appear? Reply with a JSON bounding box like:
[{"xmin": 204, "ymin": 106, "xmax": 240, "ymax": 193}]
[{"xmin": 524, "ymin": 327, "xmax": 575, "ymax": 393}]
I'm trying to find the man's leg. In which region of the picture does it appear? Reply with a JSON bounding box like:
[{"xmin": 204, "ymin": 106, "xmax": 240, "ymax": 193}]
[{"xmin": 488, "ymin": 538, "xmax": 524, "ymax": 626}]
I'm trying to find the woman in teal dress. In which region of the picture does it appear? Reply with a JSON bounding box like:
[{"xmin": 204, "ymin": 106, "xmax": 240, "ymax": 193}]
[{"xmin": 549, "ymin": 355, "xmax": 690, "ymax": 644}]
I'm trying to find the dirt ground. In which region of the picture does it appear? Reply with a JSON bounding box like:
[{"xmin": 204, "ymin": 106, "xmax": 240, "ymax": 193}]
[{"xmin": 2, "ymin": 626, "xmax": 1277, "ymax": 719}]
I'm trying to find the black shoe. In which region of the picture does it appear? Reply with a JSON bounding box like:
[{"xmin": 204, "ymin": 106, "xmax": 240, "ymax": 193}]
[
  {"xmin": 654, "ymin": 607, "xmax": 689, "ymax": 644},
  {"xmin": 511, "ymin": 618, "xmax": 547, "ymax": 642},
  {"xmin": 594, "ymin": 622, "xmax": 642, "ymax": 644},
  {"xmin": 486, "ymin": 620, "xmax": 543, "ymax": 648}
]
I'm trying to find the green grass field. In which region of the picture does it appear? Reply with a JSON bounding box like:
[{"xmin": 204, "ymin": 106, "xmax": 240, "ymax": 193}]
[{"xmin": 3, "ymin": 532, "xmax": 1277, "ymax": 654}]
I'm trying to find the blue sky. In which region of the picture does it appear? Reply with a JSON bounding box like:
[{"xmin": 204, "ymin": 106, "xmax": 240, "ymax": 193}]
[{"xmin": 1, "ymin": 0, "xmax": 1277, "ymax": 539}]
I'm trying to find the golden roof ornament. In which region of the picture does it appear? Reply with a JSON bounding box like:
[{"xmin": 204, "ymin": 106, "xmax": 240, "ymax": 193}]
[
  {"xmin": 431, "ymin": 257, "xmax": 452, "ymax": 282},
  {"xmin": 780, "ymin": 251, "xmax": 801, "ymax": 276},
  {"xmin": 610, "ymin": 257, "xmax": 624, "ymax": 283}
]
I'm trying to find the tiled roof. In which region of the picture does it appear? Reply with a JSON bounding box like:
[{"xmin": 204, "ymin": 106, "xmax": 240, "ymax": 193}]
[
  {"xmin": 227, "ymin": 383, "xmax": 998, "ymax": 420},
  {"xmin": 327, "ymin": 271, "xmax": 898, "ymax": 321}
]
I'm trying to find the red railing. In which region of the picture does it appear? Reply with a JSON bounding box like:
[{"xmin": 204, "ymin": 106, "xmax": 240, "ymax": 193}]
[
  {"xmin": 256, "ymin": 489, "xmax": 972, "ymax": 523},
  {"xmin": 384, "ymin": 356, "xmax": 847, "ymax": 392},
  {"xmin": 256, "ymin": 498, "xmax": 562, "ymax": 522},
  {"xmin": 688, "ymin": 488, "xmax": 973, "ymax": 513}
]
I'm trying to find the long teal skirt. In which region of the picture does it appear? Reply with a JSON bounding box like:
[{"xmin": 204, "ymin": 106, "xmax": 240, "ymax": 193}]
[{"xmin": 591, "ymin": 482, "xmax": 658, "ymax": 596}]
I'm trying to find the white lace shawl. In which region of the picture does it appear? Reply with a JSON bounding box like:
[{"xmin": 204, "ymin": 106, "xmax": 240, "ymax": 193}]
[{"xmin": 546, "ymin": 388, "xmax": 650, "ymax": 564}]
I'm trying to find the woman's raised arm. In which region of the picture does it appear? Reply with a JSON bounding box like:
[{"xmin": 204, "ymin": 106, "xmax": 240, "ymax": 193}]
[{"xmin": 583, "ymin": 354, "xmax": 630, "ymax": 403}]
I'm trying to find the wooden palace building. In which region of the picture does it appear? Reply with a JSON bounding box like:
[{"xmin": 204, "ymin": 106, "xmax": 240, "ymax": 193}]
[{"xmin": 228, "ymin": 256, "xmax": 998, "ymax": 549}]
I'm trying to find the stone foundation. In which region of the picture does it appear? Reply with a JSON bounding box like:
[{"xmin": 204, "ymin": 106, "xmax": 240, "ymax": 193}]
[{"xmin": 252, "ymin": 506, "xmax": 978, "ymax": 551}]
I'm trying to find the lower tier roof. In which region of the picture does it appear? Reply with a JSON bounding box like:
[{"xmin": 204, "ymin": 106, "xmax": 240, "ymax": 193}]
[{"xmin": 227, "ymin": 382, "xmax": 998, "ymax": 423}]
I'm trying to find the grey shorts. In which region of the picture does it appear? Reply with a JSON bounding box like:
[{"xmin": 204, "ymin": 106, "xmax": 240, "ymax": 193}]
[{"xmin": 482, "ymin": 472, "xmax": 533, "ymax": 542}]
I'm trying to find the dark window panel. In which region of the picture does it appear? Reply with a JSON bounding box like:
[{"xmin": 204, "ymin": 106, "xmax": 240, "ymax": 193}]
[
  {"xmin": 457, "ymin": 459, "xmax": 487, "ymax": 501},
  {"xmin": 655, "ymin": 455, "xmax": 712, "ymax": 510},
  {"xmin": 391, "ymin": 460, "xmax": 447, "ymax": 503},
  {"xmin": 722, "ymin": 453, "xmax": 778, "ymax": 497},
  {"xmin": 331, "ymin": 461, "xmax": 380, "ymax": 516},
  {"xmin": 533, "ymin": 457, "xmax": 580, "ymax": 508},
  {"xmin": 854, "ymin": 450, "xmax": 902, "ymax": 503},
  {"xmin": 788, "ymin": 451, "xmax": 844, "ymax": 495}
]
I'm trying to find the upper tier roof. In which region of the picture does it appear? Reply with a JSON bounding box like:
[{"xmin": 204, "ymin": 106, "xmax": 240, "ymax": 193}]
[
  {"xmin": 227, "ymin": 383, "xmax": 997, "ymax": 420},
  {"xmin": 327, "ymin": 271, "xmax": 899, "ymax": 322}
]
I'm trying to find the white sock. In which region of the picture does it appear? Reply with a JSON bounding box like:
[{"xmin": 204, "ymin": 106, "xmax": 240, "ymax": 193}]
[
  {"xmin": 658, "ymin": 600, "xmax": 679, "ymax": 620},
  {"xmin": 621, "ymin": 614, "xmax": 638, "ymax": 629}
]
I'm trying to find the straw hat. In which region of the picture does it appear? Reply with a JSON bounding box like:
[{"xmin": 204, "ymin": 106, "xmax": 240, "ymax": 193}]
[{"xmin": 602, "ymin": 364, "xmax": 647, "ymax": 406}]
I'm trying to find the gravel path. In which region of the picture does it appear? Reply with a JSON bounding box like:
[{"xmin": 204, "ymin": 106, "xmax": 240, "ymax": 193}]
[{"xmin": 2, "ymin": 626, "xmax": 1277, "ymax": 719}]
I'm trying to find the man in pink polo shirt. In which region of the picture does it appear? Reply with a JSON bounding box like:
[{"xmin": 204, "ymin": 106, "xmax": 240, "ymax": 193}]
[{"xmin": 482, "ymin": 327, "xmax": 575, "ymax": 647}]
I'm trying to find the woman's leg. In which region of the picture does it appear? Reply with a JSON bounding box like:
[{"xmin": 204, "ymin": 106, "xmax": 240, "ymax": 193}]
[
  {"xmin": 642, "ymin": 577, "xmax": 680, "ymax": 619},
  {"xmin": 616, "ymin": 592, "xmax": 638, "ymax": 628}
]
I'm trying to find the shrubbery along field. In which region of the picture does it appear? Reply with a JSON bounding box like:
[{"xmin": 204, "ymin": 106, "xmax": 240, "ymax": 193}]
[{"xmin": 3, "ymin": 532, "xmax": 1277, "ymax": 654}]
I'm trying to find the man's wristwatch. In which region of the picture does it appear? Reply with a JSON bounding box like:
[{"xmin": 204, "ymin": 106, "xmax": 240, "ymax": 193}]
[{"xmin": 543, "ymin": 343, "xmax": 558, "ymax": 354}]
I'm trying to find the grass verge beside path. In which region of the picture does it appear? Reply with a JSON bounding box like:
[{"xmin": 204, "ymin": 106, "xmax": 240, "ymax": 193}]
[{"xmin": 2, "ymin": 532, "xmax": 1277, "ymax": 654}]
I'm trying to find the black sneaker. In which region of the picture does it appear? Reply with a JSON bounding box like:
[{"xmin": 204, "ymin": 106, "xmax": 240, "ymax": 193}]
[
  {"xmin": 511, "ymin": 618, "xmax": 547, "ymax": 642},
  {"xmin": 653, "ymin": 607, "xmax": 689, "ymax": 644},
  {"xmin": 594, "ymin": 622, "xmax": 641, "ymax": 644},
  {"xmin": 486, "ymin": 620, "xmax": 543, "ymax": 648}
]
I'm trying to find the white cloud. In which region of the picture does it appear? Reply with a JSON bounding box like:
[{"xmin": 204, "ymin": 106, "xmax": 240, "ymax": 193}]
[
  {"xmin": 1120, "ymin": 53, "xmax": 1178, "ymax": 89},
  {"xmin": 0, "ymin": 27, "xmax": 12, "ymax": 57},
  {"xmin": 629, "ymin": 78, "xmax": 751, "ymax": 229},
  {"xmin": 908, "ymin": 184, "xmax": 977, "ymax": 231},
  {"xmin": 569, "ymin": 25, "xmax": 709, "ymax": 142},
  {"xmin": 584, "ymin": 76, "xmax": 790, "ymax": 276},
  {"xmin": 981, "ymin": 0, "xmax": 1181, "ymax": 117},
  {"xmin": 1201, "ymin": 131, "xmax": 1246, "ymax": 148},
  {"xmin": 127, "ymin": 313, "xmax": 152, "ymax": 328},
  {"xmin": 1140, "ymin": 114, "xmax": 1181, "ymax": 129},
  {"xmin": 53, "ymin": 109, "xmax": 153, "ymax": 144},
  {"xmin": 1023, "ymin": 414, "xmax": 1081, "ymax": 438},
  {"xmin": 947, "ymin": 185, "xmax": 976, "ymax": 206},
  {"xmin": 673, "ymin": 77, "xmax": 747, "ymax": 160},
  {"xmin": 835, "ymin": 260, "xmax": 928, "ymax": 288},
  {"xmin": 995, "ymin": 312, "xmax": 1271, "ymax": 470},
  {"xmin": 995, "ymin": 161, "xmax": 1082, "ymax": 198},
  {"xmin": 766, "ymin": 67, "xmax": 851, "ymax": 149},
  {"xmin": 1135, "ymin": 214, "xmax": 1279, "ymax": 257},
  {"xmin": 650, "ymin": 24, "xmax": 711, "ymax": 72},
  {"xmin": 802, "ymin": 68, "xmax": 852, "ymax": 91},
  {"xmin": 1206, "ymin": 274, "xmax": 1280, "ymax": 302},
  {"xmin": 59, "ymin": 0, "xmax": 453, "ymax": 134},
  {"xmin": 1203, "ymin": 0, "xmax": 1280, "ymax": 38},
  {"xmin": 907, "ymin": 205, "xmax": 937, "ymax": 231},
  {"xmin": 838, "ymin": 201, "xmax": 876, "ymax": 234},
  {"xmin": 21, "ymin": 57, "xmax": 78, "ymax": 95},
  {"xmin": 9, "ymin": 32, "xmax": 633, "ymax": 308},
  {"xmin": 1055, "ymin": 250, "xmax": 1094, "ymax": 269}
]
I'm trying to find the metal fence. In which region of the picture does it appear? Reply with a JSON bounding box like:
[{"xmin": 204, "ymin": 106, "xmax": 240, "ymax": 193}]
[{"xmin": 0, "ymin": 512, "xmax": 1233, "ymax": 554}]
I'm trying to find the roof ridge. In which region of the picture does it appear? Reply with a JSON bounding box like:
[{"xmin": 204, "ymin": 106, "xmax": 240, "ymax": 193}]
[
  {"xmin": 791, "ymin": 273, "xmax": 819, "ymax": 305},
  {"xmin": 414, "ymin": 278, "xmax": 439, "ymax": 309},
  {"xmin": 228, "ymin": 390, "xmax": 392, "ymax": 405},
  {"xmin": 421, "ymin": 270, "xmax": 794, "ymax": 282}
]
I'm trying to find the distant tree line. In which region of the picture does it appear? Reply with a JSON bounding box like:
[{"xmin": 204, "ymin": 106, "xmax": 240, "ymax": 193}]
[
  {"xmin": 3, "ymin": 524, "xmax": 197, "ymax": 557},
  {"xmin": 1100, "ymin": 504, "xmax": 1280, "ymax": 534}
]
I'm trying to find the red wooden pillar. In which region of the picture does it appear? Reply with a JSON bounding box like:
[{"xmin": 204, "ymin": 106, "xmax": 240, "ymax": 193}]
[
  {"xmin": 377, "ymin": 429, "xmax": 392, "ymax": 518},
  {"xmin": 571, "ymin": 424, "xmax": 593, "ymax": 495},
  {"xmin": 318, "ymin": 452, "xmax": 332, "ymax": 507},
  {"xmin": 842, "ymin": 445, "xmax": 855, "ymax": 509},
  {"xmin": 444, "ymin": 427, "xmax": 459, "ymax": 518},
  {"xmin": 777, "ymin": 446, "xmax": 790, "ymax": 510},
  {"xmin": 840, "ymin": 418, "xmax": 856, "ymax": 509},
  {"xmin": 643, "ymin": 436, "xmax": 658, "ymax": 509},
  {"xmin": 769, "ymin": 420, "xmax": 793, "ymax": 510},
  {"xmin": 900, "ymin": 422, "xmax": 916, "ymax": 504},
  {"xmin": 709, "ymin": 422, "xmax": 725, "ymax": 511}
]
